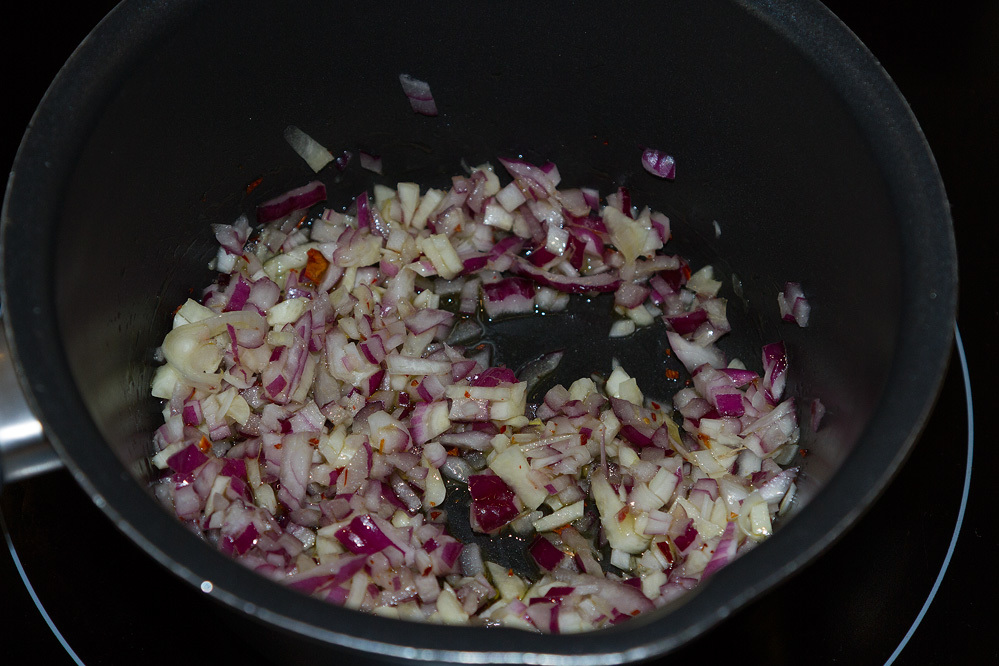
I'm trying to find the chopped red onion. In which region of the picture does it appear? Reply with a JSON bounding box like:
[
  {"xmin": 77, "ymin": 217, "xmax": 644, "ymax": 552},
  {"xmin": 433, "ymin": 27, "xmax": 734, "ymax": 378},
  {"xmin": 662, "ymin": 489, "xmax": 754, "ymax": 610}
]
[
  {"xmin": 256, "ymin": 181, "xmax": 327, "ymax": 225},
  {"xmin": 335, "ymin": 514, "xmax": 395, "ymax": 555},
  {"xmin": 468, "ymin": 473, "xmax": 521, "ymax": 534},
  {"xmin": 481, "ymin": 277, "xmax": 535, "ymax": 319},
  {"xmin": 641, "ymin": 148, "xmax": 676, "ymax": 180},
  {"xmin": 151, "ymin": 154, "xmax": 804, "ymax": 634},
  {"xmin": 762, "ymin": 341, "xmax": 788, "ymax": 405},
  {"xmin": 778, "ymin": 281, "xmax": 811, "ymax": 327},
  {"xmin": 810, "ymin": 397, "xmax": 826, "ymax": 431},
  {"xmin": 166, "ymin": 442, "xmax": 208, "ymax": 474},
  {"xmin": 399, "ymin": 74, "xmax": 439, "ymax": 116},
  {"xmin": 529, "ymin": 536, "xmax": 566, "ymax": 571},
  {"xmin": 283, "ymin": 125, "xmax": 334, "ymax": 173},
  {"xmin": 359, "ymin": 151, "xmax": 383, "ymax": 174}
]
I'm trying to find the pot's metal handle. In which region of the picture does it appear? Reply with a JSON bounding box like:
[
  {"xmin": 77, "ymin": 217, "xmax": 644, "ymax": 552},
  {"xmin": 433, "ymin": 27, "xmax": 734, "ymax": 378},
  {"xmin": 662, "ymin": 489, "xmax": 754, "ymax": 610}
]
[{"xmin": 0, "ymin": 321, "xmax": 63, "ymax": 488}]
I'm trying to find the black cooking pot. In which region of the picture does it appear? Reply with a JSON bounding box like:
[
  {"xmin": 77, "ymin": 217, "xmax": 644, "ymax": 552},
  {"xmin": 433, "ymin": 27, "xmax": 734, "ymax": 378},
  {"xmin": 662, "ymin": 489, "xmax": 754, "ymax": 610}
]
[{"xmin": 0, "ymin": 0, "xmax": 956, "ymax": 663}]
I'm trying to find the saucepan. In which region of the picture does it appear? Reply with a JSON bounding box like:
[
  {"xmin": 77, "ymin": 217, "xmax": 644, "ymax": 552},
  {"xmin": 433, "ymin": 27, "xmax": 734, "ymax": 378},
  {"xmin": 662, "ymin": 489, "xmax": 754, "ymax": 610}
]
[{"xmin": 0, "ymin": 0, "xmax": 956, "ymax": 663}]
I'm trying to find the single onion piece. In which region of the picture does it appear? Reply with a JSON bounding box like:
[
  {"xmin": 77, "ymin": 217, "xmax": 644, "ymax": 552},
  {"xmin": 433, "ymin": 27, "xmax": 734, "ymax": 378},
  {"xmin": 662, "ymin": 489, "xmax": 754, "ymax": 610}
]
[
  {"xmin": 778, "ymin": 282, "xmax": 811, "ymax": 327},
  {"xmin": 511, "ymin": 257, "xmax": 620, "ymax": 294},
  {"xmin": 663, "ymin": 309, "xmax": 708, "ymax": 335},
  {"xmin": 213, "ymin": 215, "xmax": 250, "ymax": 255},
  {"xmin": 399, "ymin": 73, "xmax": 439, "ymax": 116},
  {"xmin": 810, "ymin": 397, "xmax": 826, "ymax": 432},
  {"xmin": 471, "ymin": 366, "xmax": 518, "ymax": 387},
  {"xmin": 615, "ymin": 186, "xmax": 633, "ymax": 218},
  {"xmin": 665, "ymin": 329, "xmax": 725, "ymax": 373},
  {"xmin": 181, "ymin": 401, "xmax": 202, "ymax": 427},
  {"xmin": 256, "ymin": 181, "xmax": 327, "ymax": 225},
  {"xmin": 719, "ymin": 367, "xmax": 759, "ymax": 387},
  {"xmin": 641, "ymin": 147, "xmax": 676, "ymax": 180},
  {"xmin": 674, "ymin": 519, "xmax": 699, "ymax": 552},
  {"xmin": 762, "ymin": 341, "xmax": 788, "ymax": 405},
  {"xmin": 482, "ymin": 277, "xmax": 535, "ymax": 319},
  {"xmin": 526, "ymin": 245, "xmax": 559, "ymax": 269},
  {"xmin": 459, "ymin": 543, "xmax": 485, "ymax": 577},
  {"xmin": 714, "ymin": 392, "xmax": 745, "ymax": 417},
  {"xmin": 283, "ymin": 125, "xmax": 334, "ymax": 173},
  {"xmin": 229, "ymin": 522, "xmax": 260, "ymax": 556},
  {"xmin": 468, "ymin": 473, "xmax": 520, "ymax": 534},
  {"xmin": 498, "ymin": 157, "xmax": 557, "ymax": 200},
  {"xmin": 359, "ymin": 151, "xmax": 383, "ymax": 174},
  {"xmin": 440, "ymin": 456, "xmax": 473, "ymax": 484},
  {"xmin": 702, "ymin": 523, "xmax": 737, "ymax": 577},
  {"xmin": 757, "ymin": 467, "xmax": 799, "ymax": 503},
  {"xmin": 614, "ymin": 282, "xmax": 650, "ymax": 309},
  {"xmin": 610, "ymin": 397, "xmax": 659, "ymax": 447},
  {"xmin": 528, "ymin": 535, "xmax": 566, "ymax": 571},
  {"xmin": 166, "ymin": 442, "xmax": 208, "ymax": 474},
  {"xmin": 335, "ymin": 514, "xmax": 395, "ymax": 555},
  {"xmin": 650, "ymin": 211, "xmax": 671, "ymax": 243}
]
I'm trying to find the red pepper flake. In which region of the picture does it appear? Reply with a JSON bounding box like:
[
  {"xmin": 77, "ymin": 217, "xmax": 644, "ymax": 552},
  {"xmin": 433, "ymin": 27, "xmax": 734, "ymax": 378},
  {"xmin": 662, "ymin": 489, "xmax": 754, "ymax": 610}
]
[
  {"xmin": 446, "ymin": 447, "xmax": 460, "ymax": 457},
  {"xmin": 309, "ymin": 437, "xmax": 320, "ymax": 446},
  {"xmin": 665, "ymin": 369, "xmax": 680, "ymax": 380},
  {"xmin": 245, "ymin": 176, "xmax": 263, "ymax": 194},
  {"xmin": 664, "ymin": 349, "xmax": 672, "ymax": 357},
  {"xmin": 464, "ymin": 390, "xmax": 471, "ymax": 398},
  {"xmin": 799, "ymin": 448, "xmax": 809, "ymax": 457},
  {"xmin": 303, "ymin": 248, "xmax": 330, "ymax": 285},
  {"xmin": 274, "ymin": 442, "xmax": 283, "ymax": 450},
  {"xmin": 430, "ymin": 510, "xmax": 442, "ymax": 521},
  {"xmin": 197, "ymin": 436, "xmax": 211, "ymax": 453},
  {"xmin": 655, "ymin": 541, "xmax": 675, "ymax": 566},
  {"xmin": 681, "ymin": 264, "xmax": 692, "ymax": 281},
  {"xmin": 616, "ymin": 507, "xmax": 629, "ymax": 522},
  {"xmin": 651, "ymin": 401, "xmax": 661, "ymax": 410},
  {"xmin": 410, "ymin": 379, "xmax": 420, "ymax": 387}
]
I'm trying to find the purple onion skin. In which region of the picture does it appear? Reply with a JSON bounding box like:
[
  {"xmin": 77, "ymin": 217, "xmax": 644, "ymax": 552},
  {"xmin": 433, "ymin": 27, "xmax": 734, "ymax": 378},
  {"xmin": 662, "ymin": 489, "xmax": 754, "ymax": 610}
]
[
  {"xmin": 529, "ymin": 536, "xmax": 566, "ymax": 571},
  {"xmin": 468, "ymin": 474, "xmax": 520, "ymax": 533}
]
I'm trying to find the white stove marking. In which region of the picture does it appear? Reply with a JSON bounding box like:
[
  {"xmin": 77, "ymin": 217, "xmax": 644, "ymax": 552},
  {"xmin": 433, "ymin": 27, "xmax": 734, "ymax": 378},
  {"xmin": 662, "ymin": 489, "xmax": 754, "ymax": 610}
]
[
  {"xmin": 3, "ymin": 527, "xmax": 85, "ymax": 666},
  {"xmin": 885, "ymin": 323, "xmax": 974, "ymax": 666}
]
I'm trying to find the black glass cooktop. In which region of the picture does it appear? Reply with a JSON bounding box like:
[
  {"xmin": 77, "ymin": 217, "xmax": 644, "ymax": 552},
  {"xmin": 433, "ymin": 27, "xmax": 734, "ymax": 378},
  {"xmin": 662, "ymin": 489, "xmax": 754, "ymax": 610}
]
[{"xmin": 2, "ymin": 2, "xmax": 995, "ymax": 664}]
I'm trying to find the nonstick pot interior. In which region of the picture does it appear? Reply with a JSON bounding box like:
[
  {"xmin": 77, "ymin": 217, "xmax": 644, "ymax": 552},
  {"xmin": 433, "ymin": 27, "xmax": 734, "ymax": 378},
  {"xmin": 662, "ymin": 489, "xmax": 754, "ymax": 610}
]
[{"xmin": 1, "ymin": 0, "xmax": 956, "ymax": 663}]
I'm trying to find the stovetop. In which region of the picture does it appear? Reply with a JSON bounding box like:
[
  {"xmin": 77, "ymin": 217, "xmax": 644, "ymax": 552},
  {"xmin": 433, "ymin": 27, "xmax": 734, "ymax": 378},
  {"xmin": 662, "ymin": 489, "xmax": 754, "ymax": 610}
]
[{"xmin": 2, "ymin": 2, "xmax": 995, "ymax": 664}]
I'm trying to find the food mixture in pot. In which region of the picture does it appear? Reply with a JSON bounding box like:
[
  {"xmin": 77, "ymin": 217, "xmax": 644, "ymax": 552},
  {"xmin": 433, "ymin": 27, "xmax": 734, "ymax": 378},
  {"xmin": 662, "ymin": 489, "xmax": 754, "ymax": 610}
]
[{"xmin": 150, "ymin": 157, "xmax": 800, "ymax": 632}]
